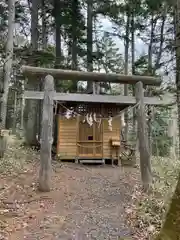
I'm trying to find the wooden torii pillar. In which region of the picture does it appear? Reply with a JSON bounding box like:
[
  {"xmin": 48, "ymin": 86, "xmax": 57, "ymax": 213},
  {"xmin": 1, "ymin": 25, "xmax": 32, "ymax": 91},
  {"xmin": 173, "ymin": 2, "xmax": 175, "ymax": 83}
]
[
  {"xmin": 135, "ymin": 81, "xmax": 152, "ymax": 191},
  {"xmin": 38, "ymin": 75, "xmax": 54, "ymax": 192}
]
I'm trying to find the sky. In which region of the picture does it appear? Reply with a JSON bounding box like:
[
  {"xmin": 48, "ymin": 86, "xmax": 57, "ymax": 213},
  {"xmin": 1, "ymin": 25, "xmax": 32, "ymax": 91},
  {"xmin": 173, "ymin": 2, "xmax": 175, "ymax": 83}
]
[
  {"xmin": 14, "ymin": 5, "xmax": 174, "ymax": 85},
  {"xmin": 99, "ymin": 17, "xmax": 147, "ymax": 56},
  {"xmin": 99, "ymin": 17, "xmax": 174, "ymax": 84}
]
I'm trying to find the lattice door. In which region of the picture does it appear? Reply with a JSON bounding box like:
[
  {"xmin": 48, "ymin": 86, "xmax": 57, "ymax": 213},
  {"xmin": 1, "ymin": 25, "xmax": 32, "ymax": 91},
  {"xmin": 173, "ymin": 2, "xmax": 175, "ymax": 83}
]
[{"xmin": 77, "ymin": 118, "xmax": 103, "ymax": 158}]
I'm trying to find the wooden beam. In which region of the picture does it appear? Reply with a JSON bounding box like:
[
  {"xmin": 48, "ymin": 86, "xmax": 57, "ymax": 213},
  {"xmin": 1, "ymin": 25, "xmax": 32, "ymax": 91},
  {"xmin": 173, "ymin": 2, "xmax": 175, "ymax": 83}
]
[
  {"xmin": 135, "ymin": 81, "xmax": 152, "ymax": 191},
  {"xmin": 21, "ymin": 65, "xmax": 162, "ymax": 86},
  {"xmin": 23, "ymin": 91, "xmax": 170, "ymax": 106}
]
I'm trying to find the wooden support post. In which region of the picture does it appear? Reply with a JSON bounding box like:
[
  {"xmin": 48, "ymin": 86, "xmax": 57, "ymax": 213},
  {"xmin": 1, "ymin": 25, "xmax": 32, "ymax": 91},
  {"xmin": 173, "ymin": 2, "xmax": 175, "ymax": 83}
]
[
  {"xmin": 135, "ymin": 81, "xmax": 152, "ymax": 191},
  {"xmin": 38, "ymin": 75, "xmax": 54, "ymax": 192}
]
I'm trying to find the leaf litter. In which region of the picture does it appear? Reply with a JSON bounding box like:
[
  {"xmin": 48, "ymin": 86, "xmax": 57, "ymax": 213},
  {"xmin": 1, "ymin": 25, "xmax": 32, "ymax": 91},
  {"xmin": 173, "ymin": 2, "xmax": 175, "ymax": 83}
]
[
  {"xmin": 125, "ymin": 157, "xmax": 180, "ymax": 239},
  {"xmin": 0, "ymin": 136, "xmax": 176, "ymax": 240}
]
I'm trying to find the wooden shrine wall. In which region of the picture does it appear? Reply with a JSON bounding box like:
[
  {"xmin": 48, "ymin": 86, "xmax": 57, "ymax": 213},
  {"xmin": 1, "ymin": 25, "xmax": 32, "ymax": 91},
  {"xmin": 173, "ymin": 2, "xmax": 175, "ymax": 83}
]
[
  {"xmin": 57, "ymin": 116, "xmax": 121, "ymax": 160},
  {"xmin": 57, "ymin": 117, "xmax": 77, "ymax": 159}
]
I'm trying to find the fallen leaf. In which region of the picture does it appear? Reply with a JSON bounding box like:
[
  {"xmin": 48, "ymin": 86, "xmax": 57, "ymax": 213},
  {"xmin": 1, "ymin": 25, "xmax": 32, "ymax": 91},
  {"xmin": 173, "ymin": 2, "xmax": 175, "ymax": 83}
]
[
  {"xmin": 22, "ymin": 222, "xmax": 28, "ymax": 228},
  {"xmin": 147, "ymin": 225, "xmax": 155, "ymax": 232},
  {"xmin": 125, "ymin": 208, "xmax": 133, "ymax": 214}
]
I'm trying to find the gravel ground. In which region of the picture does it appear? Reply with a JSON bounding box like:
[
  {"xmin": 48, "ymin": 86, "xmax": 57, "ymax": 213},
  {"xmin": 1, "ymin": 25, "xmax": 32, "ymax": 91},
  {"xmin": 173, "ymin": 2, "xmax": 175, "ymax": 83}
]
[{"xmin": 2, "ymin": 162, "xmax": 138, "ymax": 240}]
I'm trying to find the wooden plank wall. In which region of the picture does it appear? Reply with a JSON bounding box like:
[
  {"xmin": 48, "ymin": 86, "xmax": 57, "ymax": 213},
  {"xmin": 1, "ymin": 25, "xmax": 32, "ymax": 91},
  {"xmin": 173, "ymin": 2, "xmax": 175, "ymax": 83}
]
[
  {"xmin": 57, "ymin": 116, "xmax": 121, "ymax": 159},
  {"xmin": 57, "ymin": 116, "xmax": 77, "ymax": 159},
  {"xmin": 103, "ymin": 118, "xmax": 121, "ymax": 158}
]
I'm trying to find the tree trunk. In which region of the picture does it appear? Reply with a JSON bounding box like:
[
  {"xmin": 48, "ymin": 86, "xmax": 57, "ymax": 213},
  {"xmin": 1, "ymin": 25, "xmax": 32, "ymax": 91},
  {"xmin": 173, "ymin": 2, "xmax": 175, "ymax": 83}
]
[
  {"xmin": 124, "ymin": 13, "xmax": 130, "ymax": 142},
  {"xmin": 1, "ymin": 0, "xmax": 15, "ymax": 128},
  {"xmin": 53, "ymin": 0, "xmax": 62, "ymax": 146},
  {"xmin": 54, "ymin": 0, "xmax": 62, "ymax": 68},
  {"xmin": 147, "ymin": 12, "xmax": 166, "ymax": 156},
  {"xmin": 31, "ymin": 0, "xmax": 39, "ymax": 50},
  {"xmin": 87, "ymin": 0, "xmax": 93, "ymax": 93},
  {"xmin": 24, "ymin": 79, "xmax": 39, "ymax": 145},
  {"xmin": 37, "ymin": 0, "xmax": 48, "ymax": 141},
  {"xmin": 42, "ymin": 0, "xmax": 48, "ymax": 49},
  {"xmin": 147, "ymin": 15, "xmax": 156, "ymax": 155},
  {"xmin": 175, "ymin": 0, "xmax": 180, "ymax": 157},
  {"xmin": 24, "ymin": 0, "xmax": 39, "ymax": 145},
  {"xmin": 72, "ymin": 0, "xmax": 78, "ymax": 70},
  {"xmin": 70, "ymin": 0, "xmax": 78, "ymax": 91},
  {"xmin": 131, "ymin": 13, "xmax": 136, "ymax": 140},
  {"xmin": 131, "ymin": 16, "xmax": 135, "ymax": 77}
]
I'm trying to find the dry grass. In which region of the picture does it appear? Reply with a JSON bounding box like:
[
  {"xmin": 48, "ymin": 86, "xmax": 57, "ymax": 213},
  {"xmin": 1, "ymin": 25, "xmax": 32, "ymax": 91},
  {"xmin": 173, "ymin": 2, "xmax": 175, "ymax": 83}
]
[
  {"xmin": 127, "ymin": 155, "xmax": 180, "ymax": 239},
  {"xmin": 152, "ymin": 156, "xmax": 179, "ymax": 195}
]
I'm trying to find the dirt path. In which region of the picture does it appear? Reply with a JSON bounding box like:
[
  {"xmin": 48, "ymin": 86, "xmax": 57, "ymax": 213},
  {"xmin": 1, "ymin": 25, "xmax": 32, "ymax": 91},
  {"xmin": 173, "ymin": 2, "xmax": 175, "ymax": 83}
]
[{"xmin": 0, "ymin": 161, "xmax": 138, "ymax": 240}]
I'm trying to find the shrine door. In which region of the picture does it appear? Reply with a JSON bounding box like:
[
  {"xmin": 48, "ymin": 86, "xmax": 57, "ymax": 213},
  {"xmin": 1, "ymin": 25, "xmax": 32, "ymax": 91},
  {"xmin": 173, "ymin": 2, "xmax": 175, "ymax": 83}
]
[{"xmin": 77, "ymin": 118, "xmax": 103, "ymax": 158}]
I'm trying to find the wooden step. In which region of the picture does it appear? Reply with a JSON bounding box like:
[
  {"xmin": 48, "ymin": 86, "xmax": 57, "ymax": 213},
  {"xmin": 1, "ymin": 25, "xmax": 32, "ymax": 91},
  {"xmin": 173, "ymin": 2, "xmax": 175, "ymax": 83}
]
[{"xmin": 79, "ymin": 159, "xmax": 105, "ymax": 164}]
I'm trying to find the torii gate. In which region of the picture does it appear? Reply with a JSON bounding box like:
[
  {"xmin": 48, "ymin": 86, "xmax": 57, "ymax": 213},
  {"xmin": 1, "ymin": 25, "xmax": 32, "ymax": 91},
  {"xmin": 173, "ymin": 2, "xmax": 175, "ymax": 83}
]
[{"xmin": 21, "ymin": 65, "xmax": 172, "ymax": 192}]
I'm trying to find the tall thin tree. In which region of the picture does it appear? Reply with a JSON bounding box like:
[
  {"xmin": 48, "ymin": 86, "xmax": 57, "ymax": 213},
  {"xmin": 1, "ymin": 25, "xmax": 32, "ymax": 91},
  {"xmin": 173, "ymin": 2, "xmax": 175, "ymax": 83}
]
[
  {"xmin": 72, "ymin": 0, "xmax": 78, "ymax": 70},
  {"xmin": 131, "ymin": 9, "xmax": 136, "ymax": 139},
  {"xmin": 54, "ymin": 0, "xmax": 62, "ymax": 68},
  {"xmin": 87, "ymin": 0, "xmax": 93, "ymax": 93},
  {"xmin": 124, "ymin": 11, "xmax": 130, "ymax": 141},
  {"xmin": 24, "ymin": 0, "xmax": 39, "ymax": 145},
  {"xmin": 42, "ymin": 0, "xmax": 48, "ymax": 50},
  {"xmin": 1, "ymin": 0, "xmax": 15, "ymax": 128}
]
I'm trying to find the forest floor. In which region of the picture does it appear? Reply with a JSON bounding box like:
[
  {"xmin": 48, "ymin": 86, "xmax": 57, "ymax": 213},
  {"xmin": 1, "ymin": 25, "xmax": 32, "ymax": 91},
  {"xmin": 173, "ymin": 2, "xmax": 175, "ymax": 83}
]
[{"xmin": 0, "ymin": 136, "xmax": 178, "ymax": 240}]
